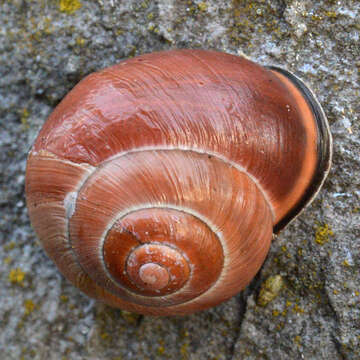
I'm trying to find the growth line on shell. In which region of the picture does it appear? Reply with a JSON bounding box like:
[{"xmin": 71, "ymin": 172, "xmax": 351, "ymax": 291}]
[
  {"xmin": 102, "ymin": 146, "xmax": 276, "ymax": 222},
  {"xmin": 60, "ymin": 146, "xmax": 275, "ymax": 228}
]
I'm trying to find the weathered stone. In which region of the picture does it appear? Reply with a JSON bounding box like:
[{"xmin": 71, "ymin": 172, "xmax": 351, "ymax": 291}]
[{"xmin": 1, "ymin": 1, "xmax": 359, "ymax": 359}]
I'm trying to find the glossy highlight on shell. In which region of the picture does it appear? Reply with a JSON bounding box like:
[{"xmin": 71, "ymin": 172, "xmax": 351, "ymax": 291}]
[{"xmin": 25, "ymin": 49, "xmax": 332, "ymax": 315}]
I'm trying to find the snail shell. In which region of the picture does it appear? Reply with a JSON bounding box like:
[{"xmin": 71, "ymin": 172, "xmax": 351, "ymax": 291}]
[{"xmin": 25, "ymin": 50, "xmax": 332, "ymax": 315}]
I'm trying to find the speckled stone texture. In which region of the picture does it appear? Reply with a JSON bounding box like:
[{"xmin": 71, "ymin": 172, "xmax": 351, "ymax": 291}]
[{"xmin": 0, "ymin": 0, "xmax": 359, "ymax": 359}]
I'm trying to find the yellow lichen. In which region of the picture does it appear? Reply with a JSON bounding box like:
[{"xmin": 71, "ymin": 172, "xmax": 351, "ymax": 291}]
[
  {"xmin": 311, "ymin": 14, "xmax": 323, "ymax": 21},
  {"xmin": 315, "ymin": 223, "xmax": 333, "ymax": 245},
  {"xmin": 120, "ymin": 310, "xmax": 140, "ymax": 325},
  {"xmin": 76, "ymin": 37, "xmax": 85, "ymax": 46},
  {"xmin": 233, "ymin": 9, "xmax": 241, "ymax": 17},
  {"xmin": 181, "ymin": 330, "xmax": 189, "ymax": 338},
  {"xmin": 23, "ymin": 299, "xmax": 35, "ymax": 315},
  {"xmin": 4, "ymin": 256, "xmax": 12, "ymax": 265},
  {"xmin": 127, "ymin": 45, "xmax": 137, "ymax": 57},
  {"xmin": 157, "ymin": 345, "xmax": 165, "ymax": 355},
  {"xmin": 257, "ymin": 275, "xmax": 284, "ymax": 307},
  {"xmin": 292, "ymin": 304, "xmax": 304, "ymax": 314},
  {"xmin": 20, "ymin": 108, "xmax": 30, "ymax": 129},
  {"xmin": 185, "ymin": 4, "xmax": 196, "ymax": 15},
  {"xmin": 9, "ymin": 268, "xmax": 26, "ymax": 285},
  {"xmin": 4, "ymin": 241, "xmax": 16, "ymax": 251},
  {"xmin": 43, "ymin": 18, "xmax": 53, "ymax": 35},
  {"xmin": 100, "ymin": 332, "xmax": 110, "ymax": 341},
  {"xmin": 59, "ymin": 0, "xmax": 82, "ymax": 14},
  {"xmin": 198, "ymin": 2, "xmax": 208, "ymax": 12},
  {"xmin": 180, "ymin": 342, "xmax": 189, "ymax": 359},
  {"xmin": 60, "ymin": 294, "xmax": 69, "ymax": 303},
  {"xmin": 342, "ymin": 259, "xmax": 351, "ymax": 267},
  {"xmin": 326, "ymin": 11, "xmax": 337, "ymax": 18}
]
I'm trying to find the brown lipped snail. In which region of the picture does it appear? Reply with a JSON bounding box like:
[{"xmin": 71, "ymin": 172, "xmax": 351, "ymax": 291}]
[{"xmin": 25, "ymin": 49, "xmax": 332, "ymax": 315}]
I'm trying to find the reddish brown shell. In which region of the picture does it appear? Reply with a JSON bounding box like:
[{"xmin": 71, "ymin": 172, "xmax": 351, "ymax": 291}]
[{"xmin": 25, "ymin": 49, "xmax": 331, "ymax": 315}]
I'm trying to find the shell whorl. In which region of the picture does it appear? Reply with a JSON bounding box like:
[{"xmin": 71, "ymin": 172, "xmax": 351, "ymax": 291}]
[
  {"xmin": 26, "ymin": 149, "xmax": 273, "ymax": 314},
  {"xmin": 25, "ymin": 49, "xmax": 323, "ymax": 315}
]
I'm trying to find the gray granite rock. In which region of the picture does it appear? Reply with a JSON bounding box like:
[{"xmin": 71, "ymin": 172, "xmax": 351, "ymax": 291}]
[{"xmin": 0, "ymin": 0, "xmax": 359, "ymax": 359}]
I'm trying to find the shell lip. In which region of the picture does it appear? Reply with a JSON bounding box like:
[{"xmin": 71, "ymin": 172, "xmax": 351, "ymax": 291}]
[{"xmin": 267, "ymin": 66, "xmax": 333, "ymax": 233}]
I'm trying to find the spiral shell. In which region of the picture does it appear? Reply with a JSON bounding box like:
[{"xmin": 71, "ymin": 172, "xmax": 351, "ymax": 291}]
[{"xmin": 25, "ymin": 50, "xmax": 331, "ymax": 315}]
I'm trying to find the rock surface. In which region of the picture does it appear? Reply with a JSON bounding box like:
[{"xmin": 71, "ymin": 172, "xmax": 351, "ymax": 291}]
[{"xmin": 0, "ymin": 0, "xmax": 359, "ymax": 359}]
